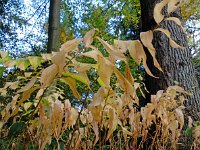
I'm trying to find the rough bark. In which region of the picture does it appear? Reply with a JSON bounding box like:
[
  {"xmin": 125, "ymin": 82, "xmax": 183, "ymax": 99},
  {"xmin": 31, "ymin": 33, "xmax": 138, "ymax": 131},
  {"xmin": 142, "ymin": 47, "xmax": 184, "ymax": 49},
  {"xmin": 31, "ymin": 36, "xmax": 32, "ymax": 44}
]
[
  {"xmin": 140, "ymin": 0, "xmax": 200, "ymax": 120},
  {"xmin": 47, "ymin": 0, "xmax": 60, "ymax": 53}
]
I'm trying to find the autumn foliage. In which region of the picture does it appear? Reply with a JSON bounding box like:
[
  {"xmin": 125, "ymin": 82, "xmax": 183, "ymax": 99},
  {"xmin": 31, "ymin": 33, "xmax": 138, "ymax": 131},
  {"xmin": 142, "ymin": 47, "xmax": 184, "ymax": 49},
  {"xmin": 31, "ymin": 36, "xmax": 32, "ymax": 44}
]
[{"xmin": 0, "ymin": 0, "xmax": 200, "ymax": 149}]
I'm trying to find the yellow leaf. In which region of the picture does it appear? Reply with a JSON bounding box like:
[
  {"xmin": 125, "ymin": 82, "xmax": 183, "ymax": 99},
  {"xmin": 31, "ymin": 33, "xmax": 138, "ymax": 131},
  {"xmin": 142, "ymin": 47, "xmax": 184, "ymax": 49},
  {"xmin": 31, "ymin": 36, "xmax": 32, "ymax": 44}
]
[
  {"xmin": 51, "ymin": 51, "xmax": 66, "ymax": 76},
  {"xmin": 193, "ymin": 126, "xmax": 200, "ymax": 139},
  {"xmin": 154, "ymin": 0, "xmax": 170, "ymax": 24},
  {"xmin": 106, "ymin": 107, "xmax": 118, "ymax": 140},
  {"xmin": 140, "ymin": 31, "xmax": 162, "ymax": 71},
  {"xmin": 165, "ymin": 17, "xmax": 185, "ymax": 31},
  {"xmin": 114, "ymin": 68, "xmax": 138, "ymax": 104},
  {"xmin": 92, "ymin": 121, "xmax": 99, "ymax": 145},
  {"xmin": 128, "ymin": 40, "xmax": 157, "ymax": 78},
  {"xmin": 175, "ymin": 108, "xmax": 184, "ymax": 129},
  {"xmin": 61, "ymin": 77, "xmax": 81, "ymax": 100},
  {"xmin": 90, "ymin": 87, "xmax": 105, "ymax": 107},
  {"xmin": 98, "ymin": 56, "xmax": 113, "ymax": 87},
  {"xmin": 82, "ymin": 49, "xmax": 103, "ymax": 61},
  {"xmin": 60, "ymin": 38, "xmax": 83, "ymax": 54},
  {"xmin": 114, "ymin": 40, "xmax": 129, "ymax": 53},
  {"xmin": 62, "ymin": 71, "xmax": 90, "ymax": 87},
  {"xmin": 17, "ymin": 77, "xmax": 37, "ymax": 93},
  {"xmin": 41, "ymin": 54, "xmax": 52, "ymax": 60},
  {"xmin": 168, "ymin": 0, "xmax": 180, "ymax": 14},
  {"xmin": 154, "ymin": 28, "xmax": 184, "ymax": 49},
  {"xmin": 51, "ymin": 100, "xmax": 64, "ymax": 139},
  {"xmin": 28, "ymin": 56, "xmax": 42, "ymax": 70},
  {"xmin": 96, "ymin": 37, "xmax": 126, "ymax": 61},
  {"xmin": 36, "ymin": 88, "xmax": 44, "ymax": 99},
  {"xmin": 83, "ymin": 29, "xmax": 95, "ymax": 47},
  {"xmin": 15, "ymin": 58, "xmax": 30, "ymax": 70},
  {"xmin": 40, "ymin": 64, "xmax": 58, "ymax": 88},
  {"xmin": 4, "ymin": 60, "xmax": 16, "ymax": 67},
  {"xmin": 125, "ymin": 64, "xmax": 134, "ymax": 84}
]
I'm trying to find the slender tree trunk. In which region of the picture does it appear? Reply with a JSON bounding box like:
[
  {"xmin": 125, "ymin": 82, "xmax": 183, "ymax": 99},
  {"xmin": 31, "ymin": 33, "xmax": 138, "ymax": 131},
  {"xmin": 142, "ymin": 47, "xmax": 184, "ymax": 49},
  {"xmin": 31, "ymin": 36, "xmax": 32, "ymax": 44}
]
[
  {"xmin": 140, "ymin": 0, "xmax": 200, "ymax": 120},
  {"xmin": 47, "ymin": 0, "xmax": 60, "ymax": 53}
]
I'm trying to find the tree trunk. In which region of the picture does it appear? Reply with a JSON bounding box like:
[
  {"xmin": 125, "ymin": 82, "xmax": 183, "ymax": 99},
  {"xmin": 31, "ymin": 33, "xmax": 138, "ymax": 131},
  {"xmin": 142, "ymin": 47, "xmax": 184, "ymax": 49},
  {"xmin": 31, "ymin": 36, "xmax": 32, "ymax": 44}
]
[
  {"xmin": 140, "ymin": 0, "xmax": 200, "ymax": 120},
  {"xmin": 47, "ymin": 0, "xmax": 60, "ymax": 53}
]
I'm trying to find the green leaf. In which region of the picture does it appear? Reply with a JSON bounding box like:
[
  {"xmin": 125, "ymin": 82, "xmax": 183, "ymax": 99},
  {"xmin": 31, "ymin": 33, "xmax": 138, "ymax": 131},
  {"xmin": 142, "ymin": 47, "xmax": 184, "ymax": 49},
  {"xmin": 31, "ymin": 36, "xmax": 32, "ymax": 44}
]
[
  {"xmin": 28, "ymin": 56, "xmax": 42, "ymax": 70},
  {"xmin": 0, "ymin": 66, "xmax": 5, "ymax": 77},
  {"xmin": 9, "ymin": 122, "xmax": 25, "ymax": 135},
  {"xmin": 184, "ymin": 127, "xmax": 192, "ymax": 136}
]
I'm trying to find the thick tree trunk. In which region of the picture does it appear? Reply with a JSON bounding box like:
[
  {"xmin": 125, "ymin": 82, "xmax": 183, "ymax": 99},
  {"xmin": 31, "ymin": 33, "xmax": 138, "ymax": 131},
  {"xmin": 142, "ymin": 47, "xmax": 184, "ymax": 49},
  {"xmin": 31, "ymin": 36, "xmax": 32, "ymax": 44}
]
[
  {"xmin": 140, "ymin": 0, "xmax": 200, "ymax": 120},
  {"xmin": 47, "ymin": 0, "xmax": 60, "ymax": 53}
]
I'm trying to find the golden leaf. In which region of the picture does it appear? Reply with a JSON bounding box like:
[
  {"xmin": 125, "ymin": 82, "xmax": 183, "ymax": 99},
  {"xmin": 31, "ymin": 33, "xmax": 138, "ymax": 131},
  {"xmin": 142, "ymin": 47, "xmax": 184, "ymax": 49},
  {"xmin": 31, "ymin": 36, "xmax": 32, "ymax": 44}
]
[
  {"xmin": 51, "ymin": 51, "xmax": 66, "ymax": 76},
  {"xmin": 154, "ymin": 0, "xmax": 170, "ymax": 24},
  {"xmin": 92, "ymin": 121, "xmax": 99, "ymax": 145},
  {"xmin": 81, "ymin": 49, "xmax": 103, "ymax": 61},
  {"xmin": 154, "ymin": 28, "xmax": 184, "ymax": 49},
  {"xmin": 128, "ymin": 40, "xmax": 157, "ymax": 78},
  {"xmin": 140, "ymin": 31, "xmax": 162, "ymax": 71},
  {"xmin": 96, "ymin": 37, "xmax": 126, "ymax": 61},
  {"xmin": 114, "ymin": 40, "xmax": 129, "ymax": 53},
  {"xmin": 168, "ymin": 0, "xmax": 180, "ymax": 14},
  {"xmin": 165, "ymin": 17, "xmax": 185, "ymax": 31},
  {"xmin": 106, "ymin": 108, "xmax": 118, "ymax": 140},
  {"xmin": 175, "ymin": 108, "xmax": 184, "ymax": 129},
  {"xmin": 40, "ymin": 64, "xmax": 58, "ymax": 88},
  {"xmin": 60, "ymin": 38, "xmax": 83, "ymax": 54},
  {"xmin": 17, "ymin": 77, "xmax": 37, "ymax": 93},
  {"xmin": 83, "ymin": 29, "xmax": 95, "ymax": 47},
  {"xmin": 61, "ymin": 77, "xmax": 81, "ymax": 100},
  {"xmin": 98, "ymin": 56, "xmax": 113, "ymax": 87}
]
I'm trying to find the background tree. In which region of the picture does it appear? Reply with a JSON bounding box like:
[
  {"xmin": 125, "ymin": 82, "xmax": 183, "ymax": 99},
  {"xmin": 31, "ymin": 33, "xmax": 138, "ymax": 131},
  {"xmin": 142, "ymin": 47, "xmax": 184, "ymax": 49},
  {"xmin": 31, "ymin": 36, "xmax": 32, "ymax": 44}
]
[{"xmin": 47, "ymin": 0, "xmax": 60, "ymax": 53}]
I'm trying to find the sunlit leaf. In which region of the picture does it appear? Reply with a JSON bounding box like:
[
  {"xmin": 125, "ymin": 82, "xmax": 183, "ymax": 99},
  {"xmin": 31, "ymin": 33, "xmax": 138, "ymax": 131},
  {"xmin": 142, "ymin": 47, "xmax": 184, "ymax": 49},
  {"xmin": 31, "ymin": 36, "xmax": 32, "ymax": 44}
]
[
  {"xmin": 98, "ymin": 55, "xmax": 113, "ymax": 87},
  {"xmin": 28, "ymin": 56, "xmax": 42, "ymax": 70},
  {"xmin": 168, "ymin": 0, "xmax": 180, "ymax": 14},
  {"xmin": 60, "ymin": 38, "xmax": 83, "ymax": 54},
  {"xmin": 15, "ymin": 58, "xmax": 30, "ymax": 70},
  {"xmin": 154, "ymin": 0, "xmax": 170, "ymax": 24},
  {"xmin": 165, "ymin": 17, "xmax": 185, "ymax": 31},
  {"xmin": 61, "ymin": 77, "xmax": 81, "ymax": 99},
  {"xmin": 106, "ymin": 107, "xmax": 118, "ymax": 140},
  {"xmin": 52, "ymin": 51, "xmax": 66, "ymax": 76},
  {"xmin": 128, "ymin": 40, "xmax": 157, "ymax": 78},
  {"xmin": 140, "ymin": 31, "xmax": 162, "ymax": 71},
  {"xmin": 83, "ymin": 29, "xmax": 95, "ymax": 47},
  {"xmin": 154, "ymin": 28, "xmax": 184, "ymax": 49},
  {"xmin": 81, "ymin": 49, "xmax": 103, "ymax": 61},
  {"xmin": 40, "ymin": 64, "xmax": 58, "ymax": 88},
  {"xmin": 62, "ymin": 71, "xmax": 90, "ymax": 86},
  {"xmin": 17, "ymin": 77, "xmax": 37, "ymax": 93},
  {"xmin": 96, "ymin": 37, "xmax": 126, "ymax": 61}
]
